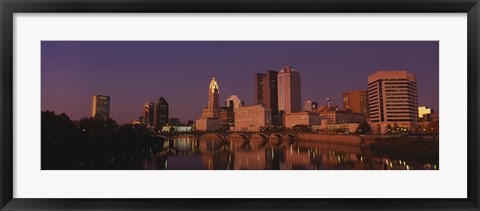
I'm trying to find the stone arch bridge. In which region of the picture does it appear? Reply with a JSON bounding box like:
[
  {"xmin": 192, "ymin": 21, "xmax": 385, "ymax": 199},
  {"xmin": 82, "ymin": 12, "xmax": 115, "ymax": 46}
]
[{"xmin": 156, "ymin": 131, "xmax": 297, "ymax": 142}]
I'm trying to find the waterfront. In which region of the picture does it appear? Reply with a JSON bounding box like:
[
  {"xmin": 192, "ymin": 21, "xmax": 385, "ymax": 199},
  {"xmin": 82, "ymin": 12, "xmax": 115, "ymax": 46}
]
[{"xmin": 74, "ymin": 135, "xmax": 438, "ymax": 170}]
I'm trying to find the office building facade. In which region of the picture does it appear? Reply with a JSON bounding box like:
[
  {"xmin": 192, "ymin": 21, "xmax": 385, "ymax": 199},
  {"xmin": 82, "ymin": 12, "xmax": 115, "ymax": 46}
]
[
  {"xmin": 255, "ymin": 70, "xmax": 279, "ymax": 124},
  {"xmin": 367, "ymin": 70, "xmax": 419, "ymax": 134},
  {"xmin": 154, "ymin": 97, "xmax": 169, "ymax": 128},
  {"xmin": 91, "ymin": 95, "xmax": 110, "ymax": 119},
  {"xmin": 304, "ymin": 100, "xmax": 319, "ymax": 112},
  {"xmin": 277, "ymin": 66, "xmax": 301, "ymax": 114},
  {"xmin": 233, "ymin": 104, "xmax": 272, "ymax": 132},
  {"xmin": 343, "ymin": 90, "xmax": 369, "ymax": 120},
  {"xmin": 143, "ymin": 102, "xmax": 155, "ymax": 127}
]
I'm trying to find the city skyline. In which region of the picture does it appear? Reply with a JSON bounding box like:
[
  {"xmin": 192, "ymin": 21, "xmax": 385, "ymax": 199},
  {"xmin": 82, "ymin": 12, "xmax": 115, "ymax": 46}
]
[{"xmin": 41, "ymin": 41, "xmax": 439, "ymax": 124}]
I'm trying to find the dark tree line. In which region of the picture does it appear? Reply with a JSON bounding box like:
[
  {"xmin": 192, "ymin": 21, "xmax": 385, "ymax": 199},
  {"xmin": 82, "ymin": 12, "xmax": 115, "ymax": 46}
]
[{"xmin": 42, "ymin": 111, "xmax": 164, "ymax": 169}]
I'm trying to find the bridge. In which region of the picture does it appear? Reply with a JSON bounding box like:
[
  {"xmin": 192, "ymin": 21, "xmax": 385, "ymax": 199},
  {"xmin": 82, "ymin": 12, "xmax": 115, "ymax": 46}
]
[
  {"xmin": 155, "ymin": 131, "xmax": 298, "ymax": 154},
  {"xmin": 156, "ymin": 131, "xmax": 297, "ymax": 142}
]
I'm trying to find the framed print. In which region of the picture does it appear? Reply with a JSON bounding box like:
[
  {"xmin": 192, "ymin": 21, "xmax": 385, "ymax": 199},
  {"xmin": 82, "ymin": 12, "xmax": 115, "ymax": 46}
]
[{"xmin": 1, "ymin": 0, "xmax": 479, "ymax": 210}]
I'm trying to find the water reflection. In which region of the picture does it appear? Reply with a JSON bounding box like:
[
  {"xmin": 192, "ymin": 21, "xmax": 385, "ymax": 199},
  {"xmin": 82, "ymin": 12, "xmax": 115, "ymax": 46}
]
[
  {"xmin": 76, "ymin": 135, "xmax": 438, "ymax": 170},
  {"xmin": 149, "ymin": 135, "xmax": 439, "ymax": 170}
]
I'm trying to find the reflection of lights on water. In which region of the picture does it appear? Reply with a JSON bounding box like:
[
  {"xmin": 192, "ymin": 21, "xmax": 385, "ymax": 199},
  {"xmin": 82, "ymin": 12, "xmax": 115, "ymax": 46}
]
[
  {"xmin": 389, "ymin": 162, "xmax": 393, "ymax": 168},
  {"xmin": 165, "ymin": 160, "xmax": 168, "ymax": 169},
  {"xmin": 360, "ymin": 157, "xmax": 363, "ymax": 162},
  {"xmin": 434, "ymin": 165, "xmax": 437, "ymax": 170},
  {"xmin": 406, "ymin": 165, "xmax": 410, "ymax": 170}
]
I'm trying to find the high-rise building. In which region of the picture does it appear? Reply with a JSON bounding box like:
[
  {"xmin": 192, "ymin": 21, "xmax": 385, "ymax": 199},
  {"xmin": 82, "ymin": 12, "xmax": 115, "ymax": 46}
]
[
  {"xmin": 154, "ymin": 97, "xmax": 169, "ymax": 128},
  {"xmin": 225, "ymin": 95, "xmax": 244, "ymax": 112},
  {"xmin": 197, "ymin": 77, "xmax": 222, "ymax": 131},
  {"xmin": 202, "ymin": 77, "xmax": 220, "ymax": 119},
  {"xmin": 91, "ymin": 95, "xmax": 110, "ymax": 119},
  {"xmin": 255, "ymin": 70, "xmax": 279, "ymax": 117},
  {"xmin": 277, "ymin": 66, "xmax": 301, "ymax": 114},
  {"xmin": 368, "ymin": 70, "xmax": 419, "ymax": 133},
  {"xmin": 343, "ymin": 90, "xmax": 369, "ymax": 120},
  {"xmin": 255, "ymin": 73, "xmax": 266, "ymax": 105},
  {"xmin": 304, "ymin": 100, "xmax": 319, "ymax": 112},
  {"xmin": 143, "ymin": 102, "xmax": 155, "ymax": 127}
]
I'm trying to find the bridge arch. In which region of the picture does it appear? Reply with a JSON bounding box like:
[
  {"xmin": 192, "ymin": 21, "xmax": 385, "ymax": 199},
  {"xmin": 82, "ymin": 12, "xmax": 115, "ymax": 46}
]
[
  {"xmin": 269, "ymin": 133, "xmax": 283, "ymax": 139},
  {"xmin": 225, "ymin": 132, "xmax": 249, "ymax": 141},
  {"xmin": 198, "ymin": 133, "xmax": 226, "ymax": 142},
  {"xmin": 252, "ymin": 133, "xmax": 268, "ymax": 139},
  {"xmin": 157, "ymin": 135, "xmax": 170, "ymax": 141},
  {"xmin": 176, "ymin": 134, "xmax": 198, "ymax": 140}
]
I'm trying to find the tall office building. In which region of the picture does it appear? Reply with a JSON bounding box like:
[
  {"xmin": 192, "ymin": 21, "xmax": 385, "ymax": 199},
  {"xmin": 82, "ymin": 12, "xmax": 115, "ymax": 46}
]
[
  {"xmin": 277, "ymin": 66, "xmax": 301, "ymax": 114},
  {"xmin": 255, "ymin": 73, "xmax": 265, "ymax": 105},
  {"xmin": 343, "ymin": 90, "xmax": 369, "ymax": 120},
  {"xmin": 255, "ymin": 70, "xmax": 279, "ymax": 117},
  {"xmin": 368, "ymin": 70, "xmax": 419, "ymax": 133},
  {"xmin": 91, "ymin": 95, "xmax": 110, "ymax": 119},
  {"xmin": 154, "ymin": 97, "xmax": 169, "ymax": 128},
  {"xmin": 202, "ymin": 77, "xmax": 220, "ymax": 119},
  {"xmin": 143, "ymin": 102, "xmax": 155, "ymax": 127},
  {"xmin": 197, "ymin": 77, "xmax": 221, "ymax": 131}
]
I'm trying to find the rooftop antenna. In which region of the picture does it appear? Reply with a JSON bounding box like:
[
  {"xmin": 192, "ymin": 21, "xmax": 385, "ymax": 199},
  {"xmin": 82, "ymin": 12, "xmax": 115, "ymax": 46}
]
[{"xmin": 326, "ymin": 97, "xmax": 331, "ymax": 108}]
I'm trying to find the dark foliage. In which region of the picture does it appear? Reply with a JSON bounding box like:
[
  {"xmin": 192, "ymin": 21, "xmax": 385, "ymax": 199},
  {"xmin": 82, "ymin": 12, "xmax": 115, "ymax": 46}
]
[
  {"xmin": 369, "ymin": 138, "xmax": 439, "ymax": 164},
  {"xmin": 42, "ymin": 111, "xmax": 164, "ymax": 169}
]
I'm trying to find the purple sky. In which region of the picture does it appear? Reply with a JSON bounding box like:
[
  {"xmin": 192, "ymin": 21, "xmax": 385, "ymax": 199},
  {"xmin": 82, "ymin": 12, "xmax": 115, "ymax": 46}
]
[{"xmin": 41, "ymin": 41, "xmax": 439, "ymax": 124}]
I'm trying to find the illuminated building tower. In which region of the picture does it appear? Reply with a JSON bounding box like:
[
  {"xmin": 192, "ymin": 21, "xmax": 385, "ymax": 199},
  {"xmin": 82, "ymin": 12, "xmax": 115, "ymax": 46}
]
[
  {"xmin": 368, "ymin": 70, "xmax": 419, "ymax": 134},
  {"xmin": 255, "ymin": 70, "xmax": 279, "ymax": 123},
  {"xmin": 202, "ymin": 77, "xmax": 220, "ymax": 118},
  {"xmin": 143, "ymin": 102, "xmax": 155, "ymax": 127},
  {"xmin": 197, "ymin": 77, "xmax": 222, "ymax": 131},
  {"xmin": 154, "ymin": 97, "xmax": 169, "ymax": 128},
  {"xmin": 91, "ymin": 95, "xmax": 110, "ymax": 119},
  {"xmin": 343, "ymin": 90, "xmax": 369, "ymax": 120},
  {"xmin": 277, "ymin": 66, "xmax": 301, "ymax": 114}
]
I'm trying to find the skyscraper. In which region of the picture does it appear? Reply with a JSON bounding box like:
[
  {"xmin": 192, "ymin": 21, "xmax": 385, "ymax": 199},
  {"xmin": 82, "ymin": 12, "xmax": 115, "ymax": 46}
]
[
  {"xmin": 197, "ymin": 77, "xmax": 222, "ymax": 131},
  {"xmin": 154, "ymin": 97, "xmax": 169, "ymax": 128},
  {"xmin": 255, "ymin": 70, "xmax": 279, "ymax": 125},
  {"xmin": 143, "ymin": 102, "xmax": 155, "ymax": 127},
  {"xmin": 343, "ymin": 90, "xmax": 369, "ymax": 120},
  {"xmin": 91, "ymin": 95, "xmax": 110, "ymax": 119},
  {"xmin": 255, "ymin": 73, "xmax": 266, "ymax": 105},
  {"xmin": 277, "ymin": 66, "xmax": 301, "ymax": 114},
  {"xmin": 368, "ymin": 70, "xmax": 419, "ymax": 133},
  {"xmin": 202, "ymin": 77, "xmax": 220, "ymax": 119}
]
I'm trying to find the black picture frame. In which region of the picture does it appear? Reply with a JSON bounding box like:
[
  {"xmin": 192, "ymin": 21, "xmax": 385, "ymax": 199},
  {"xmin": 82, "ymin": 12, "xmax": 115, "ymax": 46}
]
[{"xmin": 1, "ymin": 0, "xmax": 479, "ymax": 210}]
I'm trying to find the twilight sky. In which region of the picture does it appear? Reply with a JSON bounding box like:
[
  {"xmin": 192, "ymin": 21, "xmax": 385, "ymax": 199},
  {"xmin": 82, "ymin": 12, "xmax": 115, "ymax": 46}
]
[{"xmin": 41, "ymin": 41, "xmax": 439, "ymax": 124}]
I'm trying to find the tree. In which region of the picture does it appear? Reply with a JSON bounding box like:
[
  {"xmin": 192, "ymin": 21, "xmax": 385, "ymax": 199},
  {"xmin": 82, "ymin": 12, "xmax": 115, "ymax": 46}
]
[
  {"xmin": 355, "ymin": 122, "xmax": 372, "ymax": 134},
  {"xmin": 291, "ymin": 125, "xmax": 312, "ymax": 133}
]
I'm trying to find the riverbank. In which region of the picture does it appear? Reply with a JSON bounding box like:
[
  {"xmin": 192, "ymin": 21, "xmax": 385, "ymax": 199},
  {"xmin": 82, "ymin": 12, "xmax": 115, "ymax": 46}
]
[
  {"xmin": 296, "ymin": 133, "xmax": 439, "ymax": 147},
  {"xmin": 369, "ymin": 139, "xmax": 439, "ymax": 164}
]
